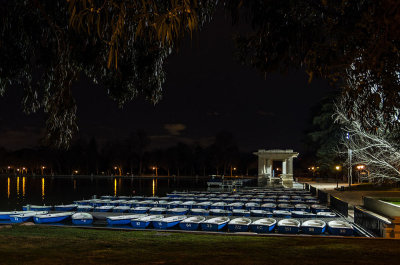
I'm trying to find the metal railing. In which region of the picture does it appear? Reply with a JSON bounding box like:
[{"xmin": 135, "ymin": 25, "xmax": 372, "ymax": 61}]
[{"xmin": 330, "ymin": 195, "xmax": 348, "ymax": 217}]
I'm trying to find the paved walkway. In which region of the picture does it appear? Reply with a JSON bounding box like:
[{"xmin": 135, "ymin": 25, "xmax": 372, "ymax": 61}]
[{"xmin": 305, "ymin": 182, "xmax": 400, "ymax": 206}]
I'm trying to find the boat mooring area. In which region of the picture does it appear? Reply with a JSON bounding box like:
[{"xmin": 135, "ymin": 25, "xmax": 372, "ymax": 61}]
[{"xmin": 0, "ymin": 186, "xmax": 369, "ymax": 237}]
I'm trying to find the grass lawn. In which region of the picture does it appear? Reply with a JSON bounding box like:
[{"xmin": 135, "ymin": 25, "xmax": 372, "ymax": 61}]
[
  {"xmin": 0, "ymin": 225, "xmax": 399, "ymax": 265},
  {"xmin": 387, "ymin": 201, "xmax": 400, "ymax": 205}
]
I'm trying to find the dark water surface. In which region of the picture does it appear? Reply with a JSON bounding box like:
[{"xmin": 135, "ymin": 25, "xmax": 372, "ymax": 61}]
[{"xmin": 0, "ymin": 175, "xmax": 208, "ymax": 210}]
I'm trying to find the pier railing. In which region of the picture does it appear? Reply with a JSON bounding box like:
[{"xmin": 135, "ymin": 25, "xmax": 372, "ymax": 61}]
[
  {"xmin": 317, "ymin": 189, "xmax": 328, "ymax": 204},
  {"xmin": 330, "ymin": 195, "xmax": 348, "ymax": 217},
  {"xmin": 310, "ymin": 186, "xmax": 317, "ymax": 196}
]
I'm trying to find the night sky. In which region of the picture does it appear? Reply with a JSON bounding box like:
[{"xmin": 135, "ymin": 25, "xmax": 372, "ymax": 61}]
[{"xmin": 0, "ymin": 13, "xmax": 332, "ymax": 153}]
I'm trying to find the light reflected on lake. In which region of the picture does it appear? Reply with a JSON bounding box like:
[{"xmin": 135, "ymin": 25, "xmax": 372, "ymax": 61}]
[
  {"xmin": 114, "ymin": 178, "xmax": 117, "ymax": 197},
  {"xmin": 22, "ymin": 177, "xmax": 26, "ymax": 198},
  {"xmin": 17, "ymin": 177, "xmax": 20, "ymax": 197},
  {"xmin": 7, "ymin": 177, "xmax": 10, "ymax": 199},
  {"xmin": 41, "ymin": 177, "xmax": 45, "ymax": 200}
]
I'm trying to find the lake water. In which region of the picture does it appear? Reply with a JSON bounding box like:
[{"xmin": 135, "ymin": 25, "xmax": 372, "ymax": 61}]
[{"xmin": 0, "ymin": 175, "xmax": 209, "ymax": 211}]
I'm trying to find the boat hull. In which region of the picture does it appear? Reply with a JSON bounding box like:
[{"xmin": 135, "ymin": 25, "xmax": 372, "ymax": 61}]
[
  {"xmin": 250, "ymin": 224, "xmax": 276, "ymax": 233},
  {"xmin": 228, "ymin": 224, "xmax": 249, "ymax": 232},
  {"xmin": 9, "ymin": 216, "xmax": 31, "ymax": 223},
  {"xmin": 72, "ymin": 218, "xmax": 93, "ymax": 225},
  {"xmin": 131, "ymin": 220, "xmax": 151, "ymax": 229},
  {"xmin": 277, "ymin": 226, "xmax": 300, "ymax": 234},
  {"xmin": 201, "ymin": 222, "xmax": 228, "ymax": 231},
  {"xmin": 33, "ymin": 215, "xmax": 71, "ymax": 224},
  {"xmin": 153, "ymin": 220, "xmax": 181, "ymax": 229},
  {"xmin": 302, "ymin": 226, "xmax": 326, "ymax": 235},
  {"xmin": 328, "ymin": 226, "xmax": 354, "ymax": 236},
  {"xmin": 107, "ymin": 218, "xmax": 132, "ymax": 225},
  {"xmin": 179, "ymin": 222, "xmax": 201, "ymax": 231}
]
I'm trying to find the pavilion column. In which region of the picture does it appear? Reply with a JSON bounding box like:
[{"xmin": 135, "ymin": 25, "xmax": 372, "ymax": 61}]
[
  {"xmin": 287, "ymin": 157, "xmax": 293, "ymax": 175},
  {"xmin": 282, "ymin": 160, "xmax": 287, "ymax": 175},
  {"xmin": 258, "ymin": 156, "xmax": 265, "ymax": 176},
  {"xmin": 266, "ymin": 159, "xmax": 273, "ymax": 180}
]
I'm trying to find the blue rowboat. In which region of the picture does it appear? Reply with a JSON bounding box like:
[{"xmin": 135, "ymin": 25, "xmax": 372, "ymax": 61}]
[
  {"xmin": 291, "ymin": 211, "xmax": 316, "ymax": 218},
  {"xmin": 277, "ymin": 203, "xmax": 295, "ymax": 211},
  {"xmin": 232, "ymin": 209, "xmax": 251, "ymax": 217},
  {"xmin": 124, "ymin": 200, "xmax": 139, "ymax": 207},
  {"xmin": 228, "ymin": 217, "xmax": 252, "ymax": 232},
  {"xmin": 148, "ymin": 201, "xmax": 159, "ymax": 207},
  {"xmin": 210, "ymin": 209, "xmax": 232, "ymax": 216},
  {"xmin": 101, "ymin": 195, "xmax": 114, "ymax": 200},
  {"xmin": 1, "ymin": 211, "xmax": 34, "ymax": 220},
  {"xmin": 260, "ymin": 203, "xmax": 276, "ymax": 212},
  {"xmin": 157, "ymin": 200, "xmax": 169, "ymax": 208},
  {"xmin": 273, "ymin": 210, "xmax": 292, "ymax": 218},
  {"xmin": 110, "ymin": 200, "xmax": 128, "ymax": 206},
  {"xmin": 23, "ymin": 205, "xmax": 53, "ymax": 211},
  {"xmin": 190, "ymin": 208, "xmax": 210, "ymax": 216},
  {"xmin": 245, "ymin": 202, "xmax": 260, "ymax": 210},
  {"xmin": 113, "ymin": 206, "xmax": 131, "ymax": 213},
  {"xmin": 181, "ymin": 201, "xmax": 196, "ymax": 209},
  {"xmin": 130, "ymin": 207, "xmax": 151, "ymax": 214},
  {"xmin": 9, "ymin": 211, "xmax": 48, "ymax": 223},
  {"xmin": 33, "ymin": 212, "xmax": 74, "ymax": 224},
  {"xmin": 153, "ymin": 215, "xmax": 187, "ymax": 229},
  {"xmin": 192, "ymin": 201, "xmax": 212, "ymax": 209},
  {"xmin": 250, "ymin": 218, "xmax": 277, "ymax": 233},
  {"xmin": 74, "ymin": 200, "xmax": 92, "ymax": 205},
  {"xmin": 201, "ymin": 217, "xmax": 230, "ymax": 231},
  {"xmin": 149, "ymin": 207, "xmax": 167, "ymax": 214},
  {"xmin": 131, "ymin": 215, "xmax": 164, "ymax": 229},
  {"xmin": 311, "ymin": 204, "xmax": 330, "ymax": 213},
  {"xmin": 328, "ymin": 220, "xmax": 354, "ymax": 236},
  {"xmin": 107, "ymin": 214, "xmax": 147, "ymax": 225},
  {"xmin": 71, "ymin": 212, "xmax": 93, "ymax": 225},
  {"xmin": 135, "ymin": 200, "xmax": 155, "ymax": 208},
  {"xmin": 94, "ymin": 206, "xmax": 114, "ymax": 212},
  {"xmin": 262, "ymin": 198, "xmax": 276, "ymax": 203},
  {"xmin": 301, "ymin": 220, "xmax": 326, "ymax": 235},
  {"xmin": 210, "ymin": 202, "xmax": 227, "ymax": 210},
  {"xmin": 305, "ymin": 199, "xmax": 319, "ymax": 204},
  {"xmin": 316, "ymin": 212, "xmax": 336, "ymax": 218},
  {"xmin": 77, "ymin": 205, "xmax": 94, "ymax": 212},
  {"xmin": 294, "ymin": 204, "xmax": 310, "ymax": 212},
  {"xmin": 179, "ymin": 216, "xmax": 206, "ymax": 231},
  {"xmin": 54, "ymin": 204, "xmax": 78, "ymax": 211},
  {"xmin": 277, "ymin": 219, "xmax": 301, "ymax": 234},
  {"xmin": 165, "ymin": 201, "xmax": 183, "ymax": 209},
  {"xmin": 250, "ymin": 210, "xmax": 272, "ymax": 217},
  {"xmin": 167, "ymin": 208, "xmax": 189, "ymax": 215},
  {"xmin": 226, "ymin": 202, "xmax": 244, "ymax": 211},
  {"xmin": 118, "ymin": 196, "xmax": 130, "ymax": 200}
]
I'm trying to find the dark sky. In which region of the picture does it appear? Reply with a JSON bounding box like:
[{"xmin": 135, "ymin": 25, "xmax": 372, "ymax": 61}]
[{"xmin": 0, "ymin": 13, "xmax": 332, "ymax": 153}]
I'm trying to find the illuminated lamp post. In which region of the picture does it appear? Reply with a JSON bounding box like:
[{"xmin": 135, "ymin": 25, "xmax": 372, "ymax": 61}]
[
  {"xmin": 152, "ymin": 166, "xmax": 158, "ymax": 177},
  {"xmin": 335, "ymin": 165, "xmax": 341, "ymax": 189},
  {"xmin": 230, "ymin": 166, "xmax": 237, "ymax": 177},
  {"xmin": 41, "ymin": 166, "xmax": 46, "ymax": 176},
  {"xmin": 356, "ymin": 165, "xmax": 365, "ymax": 183}
]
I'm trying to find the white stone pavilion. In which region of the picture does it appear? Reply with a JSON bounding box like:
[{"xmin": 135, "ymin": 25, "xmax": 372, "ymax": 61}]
[{"xmin": 253, "ymin": 149, "xmax": 299, "ymax": 184}]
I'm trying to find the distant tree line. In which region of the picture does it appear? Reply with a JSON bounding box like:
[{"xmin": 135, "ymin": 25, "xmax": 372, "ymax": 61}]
[{"xmin": 0, "ymin": 131, "xmax": 257, "ymax": 177}]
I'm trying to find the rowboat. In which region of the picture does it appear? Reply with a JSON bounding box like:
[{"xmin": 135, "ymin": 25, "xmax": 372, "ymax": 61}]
[
  {"xmin": 228, "ymin": 217, "xmax": 252, "ymax": 232},
  {"xmin": 107, "ymin": 214, "xmax": 147, "ymax": 225},
  {"xmin": 226, "ymin": 202, "xmax": 244, "ymax": 211},
  {"xmin": 294, "ymin": 204, "xmax": 310, "ymax": 212},
  {"xmin": 71, "ymin": 212, "xmax": 93, "ymax": 225},
  {"xmin": 1, "ymin": 211, "xmax": 34, "ymax": 220},
  {"xmin": 179, "ymin": 216, "xmax": 206, "ymax": 231},
  {"xmin": 250, "ymin": 210, "xmax": 272, "ymax": 217},
  {"xmin": 54, "ymin": 204, "xmax": 77, "ymax": 211},
  {"xmin": 209, "ymin": 209, "xmax": 232, "ymax": 216},
  {"xmin": 9, "ymin": 211, "xmax": 48, "ymax": 223},
  {"xmin": 149, "ymin": 207, "xmax": 167, "ymax": 214},
  {"xmin": 167, "ymin": 208, "xmax": 189, "ymax": 215},
  {"xmin": 153, "ymin": 215, "xmax": 187, "ymax": 229},
  {"xmin": 249, "ymin": 218, "xmax": 277, "ymax": 233},
  {"xmin": 273, "ymin": 210, "xmax": 292, "ymax": 218},
  {"xmin": 277, "ymin": 203, "xmax": 295, "ymax": 211},
  {"xmin": 76, "ymin": 205, "xmax": 94, "ymax": 212},
  {"xmin": 192, "ymin": 201, "xmax": 212, "ymax": 209},
  {"xmin": 133, "ymin": 200, "xmax": 156, "ymax": 208},
  {"xmin": 210, "ymin": 202, "xmax": 227, "ymax": 210},
  {"xmin": 113, "ymin": 206, "xmax": 131, "ymax": 213},
  {"xmin": 130, "ymin": 207, "xmax": 151, "ymax": 214},
  {"xmin": 291, "ymin": 211, "xmax": 316, "ymax": 218},
  {"xmin": 232, "ymin": 209, "xmax": 251, "ymax": 217},
  {"xmin": 94, "ymin": 206, "xmax": 114, "ymax": 212},
  {"xmin": 311, "ymin": 204, "xmax": 330, "ymax": 213},
  {"xmin": 23, "ymin": 205, "xmax": 53, "ymax": 211},
  {"xmin": 316, "ymin": 212, "xmax": 336, "ymax": 217},
  {"xmin": 74, "ymin": 199, "xmax": 92, "ymax": 205},
  {"xmin": 131, "ymin": 215, "xmax": 164, "ymax": 229},
  {"xmin": 181, "ymin": 201, "xmax": 196, "ymax": 209},
  {"xmin": 245, "ymin": 202, "xmax": 260, "ymax": 210},
  {"xmin": 165, "ymin": 201, "xmax": 183, "ymax": 209},
  {"xmin": 301, "ymin": 220, "xmax": 327, "ymax": 234},
  {"xmin": 277, "ymin": 219, "xmax": 301, "ymax": 234},
  {"xmin": 33, "ymin": 212, "xmax": 74, "ymax": 224},
  {"xmin": 201, "ymin": 217, "xmax": 230, "ymax": 231},
  {"xmin": 260, "ymin": 203, "xmax": 277, "ymax": 211},
  {"xmin": 190, "ymin": 208, "xmax": 210, "ymax": 216},
  {"xmin": 157, "ymin": 200, "xmax": 169, "ymax": 208},
  {"xmin": 328, "ymin": 220, "xmax": 354, "ymax": 236}
]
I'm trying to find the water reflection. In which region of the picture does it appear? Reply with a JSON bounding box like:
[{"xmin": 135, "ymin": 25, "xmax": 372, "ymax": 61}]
[
  {"xmin": 41, "ymin": 177, "xmax": 45, "ymax": 200},
  {"xmin": 73, "ymin": 179, "xmax": 76, "ymax": 191},
  {"xmin": 17, "ymin": 177, "xmax": 20, "ymax": 197},
  {"xmin": 152, "ymin": 178, "xmax": 158, "ymax": 197},
  {"xmin": 22, "ymin": 177, "xmax": 26, "ymax": 198},
  {"xmin": 114, "ymin": 178, "xmax": 117, "ymax": 197},
  {"xmin": 7, "ymin": 177, "xmax": 10, "ymax": 198}
]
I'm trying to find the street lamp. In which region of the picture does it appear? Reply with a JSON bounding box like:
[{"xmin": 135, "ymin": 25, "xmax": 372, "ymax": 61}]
[
  {"xmin": 356, "ymin": 165, "xmax": 365, "ymax": 183},
  {"xmin": 41, "ymin": 166, "xmax": 46, "ymax": 176},
  {"xmin": 152, "ymin": 166, "xmax": 158, "ymax": 177},
  {"xmin": 335, "ymin": 165, "xmax": 341, "ymax": 189},
  {"xmin": 114, "ymin": 166, "xmax": 122, "ymax": 176},
  {"xmin": 230, "ymin": 166, "xmax": 237, "ymax": 177}
]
